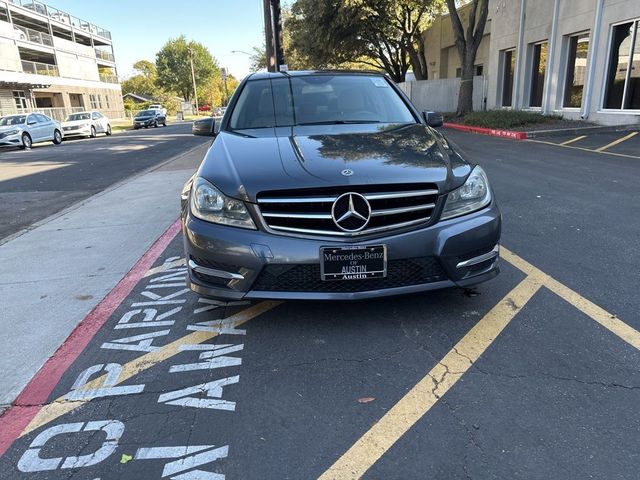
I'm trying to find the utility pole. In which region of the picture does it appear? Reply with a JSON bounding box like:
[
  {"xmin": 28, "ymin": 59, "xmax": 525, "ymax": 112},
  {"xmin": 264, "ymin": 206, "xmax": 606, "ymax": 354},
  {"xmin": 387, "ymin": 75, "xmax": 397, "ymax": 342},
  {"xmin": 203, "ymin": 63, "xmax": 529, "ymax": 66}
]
[
  {"xmin": 189, "ymin": 47, "xmax": 199, "ymax": 114},
  {"xmin": 263, "ymin": 0, "xmax": 276, "ymax": 72},
  {"xmin": 272, "ymin": 0, "xmax": 285, "ymax": 69},
  {"xmin": 221, "ymin": 67, "xmax": 229, "ymax": 106}
]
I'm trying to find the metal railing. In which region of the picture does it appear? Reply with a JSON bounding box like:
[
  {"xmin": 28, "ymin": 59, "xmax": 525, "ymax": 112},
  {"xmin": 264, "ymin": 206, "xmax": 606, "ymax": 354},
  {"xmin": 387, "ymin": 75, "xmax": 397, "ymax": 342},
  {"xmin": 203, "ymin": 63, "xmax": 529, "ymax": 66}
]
[
  {"xmin": 95, "ymin": 49, "xmax": 115, "ymax": 62},
  {"xmin": 13, "ymin": 25, "xmax": 53, "ymax": 47},
  {"xmin": 21, "ymin": 60, "xmax": 59, "ymax": 76},
  {"xmin": 8, "ymin": 0, "xmax": 112, "ymax": 40},
  {"xmin": 99, "ymin": 73, "xmax": 118, "ymax": 84}
]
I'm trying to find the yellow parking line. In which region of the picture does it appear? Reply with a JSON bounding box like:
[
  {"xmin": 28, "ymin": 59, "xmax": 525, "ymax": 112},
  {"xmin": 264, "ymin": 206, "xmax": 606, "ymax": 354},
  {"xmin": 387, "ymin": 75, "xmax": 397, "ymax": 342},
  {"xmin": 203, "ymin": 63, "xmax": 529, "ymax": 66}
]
[
  {"xmin": 20, "ymin": 300, "xmax": 281, "ymax": 437},
  {"xmin": 318, "ymin": 276, "xmax": 541, "ymax": 480},
  {"xmin": 560, "ymin": 135, "xmax": 586, "ymax": 145},
  {"xmin": 501, "ymin": 248, "xmax": 640, "ymax": 351},
  {"xmin": 595, "ymin": 131, "xmax": 638, "ymax": 152},
  {"xmin": 527, "ymin": 139, "xmax": 640, "ymax": 160}
]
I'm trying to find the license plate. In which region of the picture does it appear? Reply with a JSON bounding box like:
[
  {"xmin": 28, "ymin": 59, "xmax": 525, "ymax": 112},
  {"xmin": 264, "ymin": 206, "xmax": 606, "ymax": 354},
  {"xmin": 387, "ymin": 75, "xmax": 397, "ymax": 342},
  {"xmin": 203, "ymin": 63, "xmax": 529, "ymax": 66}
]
[{"xmin": 320, "ymin": 245, "xmax": 387, "ymax": 281}]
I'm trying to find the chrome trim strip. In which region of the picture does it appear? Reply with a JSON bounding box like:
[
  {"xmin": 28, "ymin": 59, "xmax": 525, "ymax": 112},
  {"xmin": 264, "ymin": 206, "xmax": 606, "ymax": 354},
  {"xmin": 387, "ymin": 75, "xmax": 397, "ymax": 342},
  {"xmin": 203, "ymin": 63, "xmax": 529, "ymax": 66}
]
[
  {"xmin": 258, "ymin": 196, "xmax": 338, "ymax": 204},
  {"xmin": 257, "ymin": 189, "xmax": 439, "ymax": 204},
  {"xmin": 456, "ymin": 245, "xmax": 500, "ymax": 269},
  {"xmin": 188, "ymin": 259, "xmax": 245, "ymax": 280},
  {"xmin": 364, "ymin": 190, "xmax": 438, "ymax": 200},
  {"xmin": 371, "ymin": 203, "xmax": 435, "ymax": 217},
  {"xmin": 262, "ymin": 212, "xmax": 333, "ymax": 219},
  {"xmin": 268, "ymin": 217, "xmax": 430, "ymax": 237}
]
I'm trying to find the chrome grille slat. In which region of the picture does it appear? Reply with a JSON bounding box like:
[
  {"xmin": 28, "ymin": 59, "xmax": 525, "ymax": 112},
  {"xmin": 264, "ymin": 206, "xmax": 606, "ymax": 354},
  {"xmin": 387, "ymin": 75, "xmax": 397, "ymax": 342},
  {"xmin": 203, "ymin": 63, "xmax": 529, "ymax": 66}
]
[
  {"xmin": 268, "ymin": 217, "xmax": 432, "ymax": 236},
  {"xmin": 371, "ymin": 203, "xmax": 435, "ymax": 217},
  {"xmin": 257, "ymin": 184, "xmax": 439, "ymax": 237}
]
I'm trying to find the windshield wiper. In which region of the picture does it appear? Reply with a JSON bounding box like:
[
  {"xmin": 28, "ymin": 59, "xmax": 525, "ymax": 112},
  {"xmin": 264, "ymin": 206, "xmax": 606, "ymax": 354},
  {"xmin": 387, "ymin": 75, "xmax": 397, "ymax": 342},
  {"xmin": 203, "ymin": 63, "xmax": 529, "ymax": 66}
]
[{"xmin": 297, "ymin": 120, "xmax": 381, "ymax": 126}]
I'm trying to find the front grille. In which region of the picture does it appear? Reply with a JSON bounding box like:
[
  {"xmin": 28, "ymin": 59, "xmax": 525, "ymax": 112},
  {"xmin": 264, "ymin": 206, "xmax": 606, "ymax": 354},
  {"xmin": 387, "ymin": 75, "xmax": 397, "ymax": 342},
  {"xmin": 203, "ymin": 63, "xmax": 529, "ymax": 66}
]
[
  {"xmin": 252, "ymin": 257, "xmax": 447, "ymax": 293},
  {"xmin": 257, "ymin": 184, "xmax": 439, "ymax": 237}
]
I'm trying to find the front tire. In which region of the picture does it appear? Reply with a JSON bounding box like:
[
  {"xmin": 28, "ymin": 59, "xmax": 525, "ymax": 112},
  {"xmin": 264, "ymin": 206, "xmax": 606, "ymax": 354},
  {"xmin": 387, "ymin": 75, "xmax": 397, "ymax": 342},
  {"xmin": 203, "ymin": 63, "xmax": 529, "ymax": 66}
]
[
  {"xmin": 106, "ymin": 124, "xmax": 112, "ymax": 136},
  {"xmin": 21, "ymin": 133, "xmax": 32, "ymax": 150},
  {"xmin": 52, "ymin": 129, "xmax": 62, "ymax": 145},
  {"xmin": 153, "ymin": 120, "xmax": 158, "ymax": 128},
  {"xmin": 90, "ymin": 126, "xmax": 96, "ymax": 138}
]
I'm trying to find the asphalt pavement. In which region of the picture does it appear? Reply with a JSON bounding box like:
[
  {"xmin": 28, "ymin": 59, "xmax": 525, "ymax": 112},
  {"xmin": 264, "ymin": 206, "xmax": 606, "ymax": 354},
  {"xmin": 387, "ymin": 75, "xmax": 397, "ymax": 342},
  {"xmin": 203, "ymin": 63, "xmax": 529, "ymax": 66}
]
[
  {"xmin": 0, "ymin": 122, "xmax": 210, "ymax": 241},
  {"xmin": 0, "ymin": 128, "xmax": 638, "ymax": 479}
]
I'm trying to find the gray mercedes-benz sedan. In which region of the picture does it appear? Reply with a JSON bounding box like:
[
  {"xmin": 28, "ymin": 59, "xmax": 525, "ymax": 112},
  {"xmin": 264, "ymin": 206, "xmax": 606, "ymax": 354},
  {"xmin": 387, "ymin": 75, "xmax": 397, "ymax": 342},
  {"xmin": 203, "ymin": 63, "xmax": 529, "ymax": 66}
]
[{"xmin": 181, "ymin": 71, "xmax": 501, "ymax": 301}]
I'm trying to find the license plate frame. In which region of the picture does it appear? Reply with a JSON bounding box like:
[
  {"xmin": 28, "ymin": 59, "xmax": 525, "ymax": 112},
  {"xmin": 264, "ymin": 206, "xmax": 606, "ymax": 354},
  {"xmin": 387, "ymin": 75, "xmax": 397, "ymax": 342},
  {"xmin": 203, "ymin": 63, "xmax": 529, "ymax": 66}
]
[{"xmin": 320, "ymin": 245, "xmax": 387, "ymax": 281}]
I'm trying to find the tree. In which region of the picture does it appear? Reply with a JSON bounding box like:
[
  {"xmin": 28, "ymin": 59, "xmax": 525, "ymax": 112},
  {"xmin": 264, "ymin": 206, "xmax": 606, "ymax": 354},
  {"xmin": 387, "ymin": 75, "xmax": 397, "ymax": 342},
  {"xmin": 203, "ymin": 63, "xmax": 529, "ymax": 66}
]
[
  {"xmin": 156, "ymin": 36, "xmax": 219, "ymax": 101},
  {"xmin": 288, "ymin": 0, "xmax": 441, "ymax": 82},
  {"xmin": 121, "ymin": 59, "xmax": 159, "ymax": 96},
  {"xmin": 445, "ymin": 0, "xmax": 489, "ymax": 115},
  {"xmin": 199, "ymin": 73, "xmax": 240, "ymax": 107}
]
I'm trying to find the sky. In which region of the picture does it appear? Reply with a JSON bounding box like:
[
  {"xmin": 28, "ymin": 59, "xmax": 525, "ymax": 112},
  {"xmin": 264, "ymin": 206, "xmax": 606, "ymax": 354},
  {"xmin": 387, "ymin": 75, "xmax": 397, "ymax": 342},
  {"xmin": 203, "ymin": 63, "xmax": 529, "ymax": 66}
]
[{"xmin": 48, "ymin": 0, "xmax": 267, "ymax": 80}]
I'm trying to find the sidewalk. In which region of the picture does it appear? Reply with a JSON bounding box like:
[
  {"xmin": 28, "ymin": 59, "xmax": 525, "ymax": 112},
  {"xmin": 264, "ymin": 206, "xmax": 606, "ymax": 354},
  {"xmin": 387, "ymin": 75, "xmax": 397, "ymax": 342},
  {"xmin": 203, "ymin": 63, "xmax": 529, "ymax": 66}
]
[{"xmin": 0, "ymin": 143, "xmax": 208, "ymax": 409}]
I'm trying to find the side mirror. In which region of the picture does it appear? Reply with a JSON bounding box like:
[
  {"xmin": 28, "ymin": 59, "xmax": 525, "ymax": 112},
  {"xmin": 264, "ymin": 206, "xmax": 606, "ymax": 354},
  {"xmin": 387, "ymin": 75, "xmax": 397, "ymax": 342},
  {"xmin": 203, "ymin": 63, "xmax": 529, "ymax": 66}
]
[
  {"xmin": 192, "ymin": 117, "xmax": 216, "ymax": 137},
  {"xmin": 422, "ymin": 111, "xmax": 443, "ymax": 128}
]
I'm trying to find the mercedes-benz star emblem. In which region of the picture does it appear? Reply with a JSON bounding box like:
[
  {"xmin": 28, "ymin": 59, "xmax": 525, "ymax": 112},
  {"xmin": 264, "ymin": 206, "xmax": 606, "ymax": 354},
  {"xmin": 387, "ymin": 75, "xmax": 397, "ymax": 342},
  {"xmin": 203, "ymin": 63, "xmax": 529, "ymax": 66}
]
[
  {"xmin": 341, "ymin": 169, "xmax": 354, "ymax": 177},
  {"xmin": 331, "ymin": 192, "xmax": 371, "ymax": 232}
]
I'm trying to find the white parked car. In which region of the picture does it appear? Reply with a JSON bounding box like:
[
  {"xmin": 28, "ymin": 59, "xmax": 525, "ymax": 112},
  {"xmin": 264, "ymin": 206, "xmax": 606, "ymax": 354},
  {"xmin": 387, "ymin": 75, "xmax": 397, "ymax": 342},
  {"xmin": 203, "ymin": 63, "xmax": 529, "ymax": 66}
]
[
  {"xmin": 149, "ymin": 104, "xmax": 167, "ymax": 115},
  {"xmin": 0, "ymin": 113, "xmax": 63, "ymax": 149},
  {"xmin": 61, "ymin": 111, "xmax": 111, "ymax": 138}
]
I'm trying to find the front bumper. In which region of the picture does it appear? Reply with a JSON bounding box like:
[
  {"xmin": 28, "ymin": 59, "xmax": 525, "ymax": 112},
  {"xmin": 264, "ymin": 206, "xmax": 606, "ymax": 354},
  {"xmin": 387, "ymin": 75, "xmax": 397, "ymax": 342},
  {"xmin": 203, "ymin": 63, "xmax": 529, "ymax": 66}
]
[
  {"xmin": 0, "ymin": 133, "xmax": 22, "ymax": 146},
  {"xmin": 183, "ymin": 202, "xmax": 501, "ymax": 300},
  {"xmin": 62, "ymin": 127, "xmax": 91, "ymax": 137}
]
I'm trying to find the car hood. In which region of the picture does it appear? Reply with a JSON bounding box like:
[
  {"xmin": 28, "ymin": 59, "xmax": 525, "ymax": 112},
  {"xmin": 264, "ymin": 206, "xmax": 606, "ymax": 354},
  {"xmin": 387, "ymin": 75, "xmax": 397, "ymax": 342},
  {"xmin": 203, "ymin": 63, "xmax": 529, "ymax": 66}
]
[
  {"xmin": 198, "ymin": 123, "xmax": 473, "ymax": 202},
  {"xmin": 0, "ymin": 124, "xmax": 24, "ymax": 133},
  {"xmin": 134, "ymin": 116, "xmax": 153, "ymax": 121},
  {"xmin": 62, "ymin": 120, "xmax": 91, "ymax": 127}
]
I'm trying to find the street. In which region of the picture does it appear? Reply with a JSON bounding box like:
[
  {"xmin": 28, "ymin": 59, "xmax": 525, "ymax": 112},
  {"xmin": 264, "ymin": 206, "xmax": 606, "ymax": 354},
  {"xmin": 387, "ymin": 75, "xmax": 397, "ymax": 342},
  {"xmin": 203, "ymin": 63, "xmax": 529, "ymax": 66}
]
[
  {"xmin": 1, "ymin": 129, "xmax": 638, "ymax": 479},
  {"xmin": 0, "ymin": 123, "xmax": 211, "ymax": 241}
]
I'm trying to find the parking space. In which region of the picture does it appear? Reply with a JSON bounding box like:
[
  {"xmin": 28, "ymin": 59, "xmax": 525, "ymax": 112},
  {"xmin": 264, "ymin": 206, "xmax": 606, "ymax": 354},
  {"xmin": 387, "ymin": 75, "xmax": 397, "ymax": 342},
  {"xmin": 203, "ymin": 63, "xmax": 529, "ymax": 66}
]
[
  {"xmin": 0, "ymin": 223, "xmax": 638, "ymax": 479},
  {"xmin": 530, "ymin": 129, "xmax": 640, "ymax": 158}
]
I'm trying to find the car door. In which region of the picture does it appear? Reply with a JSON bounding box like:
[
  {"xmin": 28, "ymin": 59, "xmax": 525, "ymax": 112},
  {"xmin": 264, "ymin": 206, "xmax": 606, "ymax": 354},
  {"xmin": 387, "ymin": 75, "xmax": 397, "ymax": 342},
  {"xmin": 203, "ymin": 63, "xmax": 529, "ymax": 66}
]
[
  {"xmin": 92, "ymin": 112, "xmax": 104, "ymax": 132},
  {"xmin": 37, "ymin": 114, "xmax": 55, "ymax": 140},
  {"xmin": 25, "ymin": 114, "xmax": 42, "ymax": 141}
]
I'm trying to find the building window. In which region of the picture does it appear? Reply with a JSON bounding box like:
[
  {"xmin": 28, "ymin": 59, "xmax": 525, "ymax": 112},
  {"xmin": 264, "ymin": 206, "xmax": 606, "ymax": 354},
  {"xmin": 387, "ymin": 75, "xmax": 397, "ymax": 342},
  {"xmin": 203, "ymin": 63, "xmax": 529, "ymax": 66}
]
[
  {"xmin": 563, "ymin": 33, "xmax": 590, "ymax": 108},
  {"xmin": 105, "ymin": 95, "xmax": 111, "ymax": 109},
  {"xmin": 89, "ymin": 94, "xmax": 99, "ymax": 109},
  {"xmin": 475, "ymin": 65, "xmax": 484, "ymax": 76},
  {"xmin": 13, "ymin": 91, "xmax": 28, "ymax": 109},
  {"xmin": 455, "ymin": 67, "xmax": 462, "ymax": 78},
  {"xmin": 529, "ymin": 41, "xmax": 548, "ymax": 108},
  {"xmin": 500, "ymin": 49, "xmax": 516, "ymax": 107},
  {"xmin": 604, "ymin": 20, "xmax": 640, "ymax": 110}
]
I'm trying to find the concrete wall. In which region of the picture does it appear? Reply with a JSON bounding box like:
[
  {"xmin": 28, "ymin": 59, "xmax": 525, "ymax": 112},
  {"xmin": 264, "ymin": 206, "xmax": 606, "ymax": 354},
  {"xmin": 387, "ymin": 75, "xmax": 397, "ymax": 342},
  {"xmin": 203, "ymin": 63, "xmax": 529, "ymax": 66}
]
[
  {"xmin": 486, "ymin": 0, "xmax": 640, "ymax": 125},
  {"xmin": 399, "ymin": 76, "xmax": 486, "ymax": 113}
]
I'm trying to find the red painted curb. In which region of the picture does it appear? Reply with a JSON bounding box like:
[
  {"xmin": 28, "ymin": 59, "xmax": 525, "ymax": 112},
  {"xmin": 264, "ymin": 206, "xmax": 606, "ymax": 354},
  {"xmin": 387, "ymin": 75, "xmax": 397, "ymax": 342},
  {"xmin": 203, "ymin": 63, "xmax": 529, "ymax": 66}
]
[
  {"xmin": 444, "ymin": 122, "xmax": 528, "ymax": 140},
  {"xmin": 0, "ymin": 218, "xmax": 182, "ymax": 456}
]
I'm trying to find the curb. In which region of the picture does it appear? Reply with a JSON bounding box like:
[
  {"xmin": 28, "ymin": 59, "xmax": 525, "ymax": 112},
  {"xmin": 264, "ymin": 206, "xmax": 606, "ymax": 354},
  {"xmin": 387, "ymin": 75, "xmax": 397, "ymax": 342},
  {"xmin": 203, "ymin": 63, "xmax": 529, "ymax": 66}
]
[{"xmin": 443, "ymin": 122, "xmax": 528, "ymax": 140}]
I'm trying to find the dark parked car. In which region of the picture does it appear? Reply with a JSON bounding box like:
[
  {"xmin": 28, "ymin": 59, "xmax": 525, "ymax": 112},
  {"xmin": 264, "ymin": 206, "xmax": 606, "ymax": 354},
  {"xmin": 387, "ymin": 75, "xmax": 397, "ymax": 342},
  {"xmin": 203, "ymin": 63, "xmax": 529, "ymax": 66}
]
[
  {"xmin": 133, "ymin": 109, "xmax": 166, "ymax": 129},
  {"xmin": 182, "ymin": 71, "xmax": 501, "ymax": 301}
]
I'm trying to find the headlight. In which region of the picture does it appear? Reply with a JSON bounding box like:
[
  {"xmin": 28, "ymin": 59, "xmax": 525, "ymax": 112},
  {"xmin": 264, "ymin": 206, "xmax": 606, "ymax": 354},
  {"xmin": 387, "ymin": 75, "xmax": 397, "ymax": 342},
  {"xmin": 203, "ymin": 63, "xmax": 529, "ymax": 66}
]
[
  {"xmin": 441, "ymin": 166, "xmax": 492, "ymax": 220},
  {"xmin": 4, "ymin": 130, "xmax": 19, "ymax": 136},
  {"xmin": 190, "ymin": 177, "xmax": 256, "ymax": 229}
]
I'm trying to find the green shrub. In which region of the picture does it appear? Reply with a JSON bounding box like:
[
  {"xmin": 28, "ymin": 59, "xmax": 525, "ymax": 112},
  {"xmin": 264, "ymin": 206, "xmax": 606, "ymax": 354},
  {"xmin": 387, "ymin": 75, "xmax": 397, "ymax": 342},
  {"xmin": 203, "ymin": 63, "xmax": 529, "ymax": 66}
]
[{"xmin": 460, "ymin": 110, "xmax": 561, "ymax": 129}]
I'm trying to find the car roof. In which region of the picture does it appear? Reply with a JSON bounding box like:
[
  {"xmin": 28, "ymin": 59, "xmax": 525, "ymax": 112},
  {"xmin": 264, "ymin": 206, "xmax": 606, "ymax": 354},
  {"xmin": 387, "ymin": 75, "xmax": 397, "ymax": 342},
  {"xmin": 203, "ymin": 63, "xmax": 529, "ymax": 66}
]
[{"xmin": 246, "ymin": 70, "xmax": 386, "ymax": 81}]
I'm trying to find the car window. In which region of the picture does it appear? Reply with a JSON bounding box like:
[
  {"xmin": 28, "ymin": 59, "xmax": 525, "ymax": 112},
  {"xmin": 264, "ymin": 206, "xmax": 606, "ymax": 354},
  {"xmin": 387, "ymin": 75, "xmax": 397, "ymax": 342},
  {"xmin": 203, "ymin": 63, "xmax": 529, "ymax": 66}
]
[
  {"xmin": 229, "ymin": 75, "xmax": 415, "ymax": 130},
  {"xmin": 67, "ymin": 113, "xmax": 91, "ymax": 121},
  {"xmin": 27, "ymin": 114, "xmax": 38, "ymax": 124},
  {"xmin": 0, "ymin": 115, "xmax": 26, "ymax": 126},
  {"xmin": 35, "ymin": 114, "xmax": 48, "ymax": 123},
  {"xmin": 92, "ymin": 112, "xmax": 99, "ymax": 119}
]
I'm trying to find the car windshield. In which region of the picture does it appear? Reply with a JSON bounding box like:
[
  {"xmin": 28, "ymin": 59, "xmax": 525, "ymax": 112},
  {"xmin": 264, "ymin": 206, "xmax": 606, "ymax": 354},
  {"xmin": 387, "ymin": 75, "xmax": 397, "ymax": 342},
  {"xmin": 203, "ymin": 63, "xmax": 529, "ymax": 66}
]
[
  {"xmin": 229, "ymin": 74, "xmax": 416, "ymax": 130},
  {"xmin": 0, "ymin": 115, "xmax": 26, "ymax": 126},
  {"xmin": 137, "ymin": 110, "xmax": 154, "ymax": 116},
  {"xmin": 66, "ymin": 113, "xmax": 91, "ymax": 121}
]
